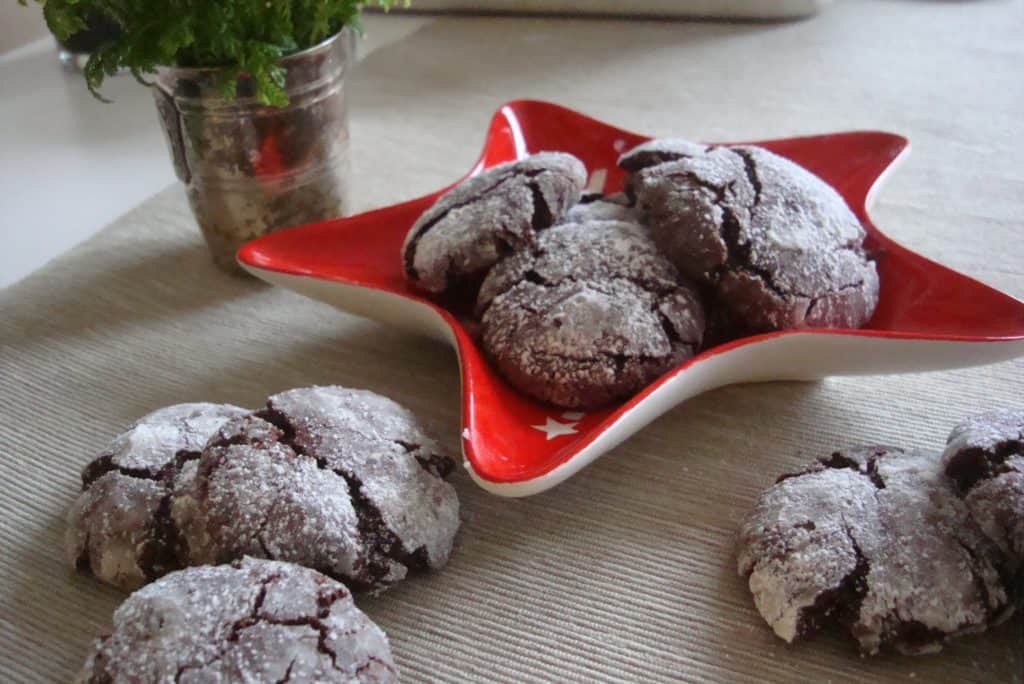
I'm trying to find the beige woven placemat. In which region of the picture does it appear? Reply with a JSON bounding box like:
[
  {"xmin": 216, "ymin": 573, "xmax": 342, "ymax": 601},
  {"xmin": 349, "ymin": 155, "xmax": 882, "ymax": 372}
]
[{"xmin": 2, "ymin": 2, "xmax": 1023, "ymax": 681}]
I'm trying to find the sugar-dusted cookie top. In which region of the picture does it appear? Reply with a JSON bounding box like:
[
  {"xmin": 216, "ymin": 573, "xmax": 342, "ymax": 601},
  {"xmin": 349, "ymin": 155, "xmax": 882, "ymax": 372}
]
[
  {"xmin": 173, "ymin": 386, "xmax": 460, "ymax": 592},
  {"xmin": 403, "ymin": 152, "xmax": 587, "ymax": 302},
  {"xmin": 624, "ymin": 142, "xmax": 878, "ymax": 337},
  {"xmin": 478, "ymin": 220, "xmax": 704, "ymax": 409},
  {"xmin": 77, "ymin": 557, "xmax": 397, "ymax": 683},
  {"xmin": 943, "ymin": 408, "xmax": 1024, "ymax": 566},
  {"xmin": 66, "ymin": 402, "xmax": 248, "ymax": 591},
  {"xmin": 738, "ymin": 446, "xmax": 1014, "ymax": 655}
]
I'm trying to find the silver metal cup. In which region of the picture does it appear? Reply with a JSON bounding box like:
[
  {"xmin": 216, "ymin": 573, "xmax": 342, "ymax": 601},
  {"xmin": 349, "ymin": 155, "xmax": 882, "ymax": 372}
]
[{"xmin": 153, "ymin": 30, "xmax": 352, "ymax": 275}]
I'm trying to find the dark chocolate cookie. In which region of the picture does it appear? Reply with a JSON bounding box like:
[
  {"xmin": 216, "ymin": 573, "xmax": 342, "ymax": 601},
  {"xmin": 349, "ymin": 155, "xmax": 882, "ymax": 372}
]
[
  {"xmin": 66, "ymin": 403, "xmax": 249, "ymax": 591},
  {"xmin": 402, "ymin": 152, "xmax": 587, "ymax": 302},
  {"xmin": 478, "ymin": 220, "xmax": 705, "ymax": 409},
  {"xmin": 172, "ymin": 386, "xmax": 460, "ymax": 592},
  {"xmin": 738, "ymin": 447, "xmax": 1014, "ymax": 655},
  {"xmin": 943, "ymin": 409, "xmax": 1024, "ymax": 567},
  {"xmin": 624, "ymin": 142, "xmax": 879, "ymax": 337},
  {"xmin": 77, "ymin": 557, "xmax": 397, "ymax": 683}
]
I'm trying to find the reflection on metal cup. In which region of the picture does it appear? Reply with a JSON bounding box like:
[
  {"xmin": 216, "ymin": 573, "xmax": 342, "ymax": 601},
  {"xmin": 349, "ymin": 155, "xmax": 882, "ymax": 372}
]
[{"xmin": 153, "ymin": 30, "xmax": 352, "ymax": 275}]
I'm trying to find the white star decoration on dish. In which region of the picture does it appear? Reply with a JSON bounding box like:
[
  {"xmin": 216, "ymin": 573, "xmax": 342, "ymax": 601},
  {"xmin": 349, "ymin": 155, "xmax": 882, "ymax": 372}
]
[{"xmin": 531, "ymin": 417, "xmax": 579, "ymax": 440}]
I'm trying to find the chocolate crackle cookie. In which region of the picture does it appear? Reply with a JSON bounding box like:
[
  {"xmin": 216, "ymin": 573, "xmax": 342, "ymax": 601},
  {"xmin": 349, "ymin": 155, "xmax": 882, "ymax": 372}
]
[
  {"xmin": 622, "ymin": 141, "xmax": 879, "ymax": 337},
  {"xmin": 738, "ymin": 447, "xmax": 1015, "ymax": 655},
  {"xmin": 173, "ymin": 386, "xmax": 460, "ymax": 592},
  {"xmin": 477, "ymin": 220, "xmax": 705, "ymax": 409},
  {"xmin": 943, "ymin": 409, "xmax": 1024, "ymax": 566},
  {"xmin": 66, "ymin": 402, "xmax": 249, "ymax": 591},
  {"xmin": 77, "ymin": 557, "xmax": 397, "ymax": 683},
  {"xmin": 403, "ymin": 152, "xmax": 587, "ymax": 303}
]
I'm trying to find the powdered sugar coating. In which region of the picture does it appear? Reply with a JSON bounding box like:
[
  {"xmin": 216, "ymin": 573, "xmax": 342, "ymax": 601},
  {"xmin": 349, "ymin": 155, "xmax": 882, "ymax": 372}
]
[
  {"xmin": 403, "ymin": 152, "xmax": 587, "ymax": 298},
  {"xmin": 479, "ymin": 221, "xmax": 705, "ymax": 409},
  {"xmin": 86, "ymin": 403, "xmax": 251, "ymax": 476},
  {"xmin": 66, "ymin": 403, "xmax": 248, "ymax": 590},
  {"xmin": 477, "ymin": 220, "xmax": 681, "ymax": 315},
  {"xmin": 738, "ymin": 447, "xmax": 1013, "ymax": 655},
  {"xmin": 172, "ymin": 416, "xmax": 366, "ymax": 586},
  {"xmin": 946, "ymin": 409, "xmax": 1024, "ymax": 455},
  {"xmin": 76, "ymin": 557, "xmax": 397, "ymax": 683},
  {"xmin": 617, "ymin": 138, "xmax": 709, "ymax": 173},
  {"xmin": 174, "ymin": 386, "xmax": 460, "ymax": 592},
  {"xmin": 627, "ymin": 142, "xmax": 879, "ymax": 336},
  {"xmin": 943, "ymin": 409, "xmax": 1024, "ymax": 565},
  {"xmin": 565, "ymin": 193, "xmax": 640, "ymax": 224}
]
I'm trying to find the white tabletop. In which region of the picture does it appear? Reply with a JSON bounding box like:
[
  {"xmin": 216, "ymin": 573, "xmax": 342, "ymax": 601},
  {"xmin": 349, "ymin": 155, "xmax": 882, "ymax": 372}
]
[{"xmin": 0, "ymin": 14, "xmax": 430, "ymax": 289}]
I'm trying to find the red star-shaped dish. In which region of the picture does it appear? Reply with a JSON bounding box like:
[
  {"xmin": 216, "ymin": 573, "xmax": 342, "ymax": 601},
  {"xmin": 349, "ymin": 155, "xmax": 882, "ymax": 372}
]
[{"xmin": 239, "ymin": 100, "xmax": 1024, "ymax": 497}]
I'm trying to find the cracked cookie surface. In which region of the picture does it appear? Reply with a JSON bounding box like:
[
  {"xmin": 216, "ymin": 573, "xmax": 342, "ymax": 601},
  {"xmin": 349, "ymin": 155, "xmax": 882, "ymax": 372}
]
[
  {"xmin": 624, "ymin": 141, "xmax": 879, "ymax": 338},
  {"xmin": 738, "ymin": 446, "xmax": 1014, "ymax": 655},
  {"xmin": 66, "ymin": 403, "xmax": 249, "ymax": 591},
  {"xmin": 478, "ymin": 220, "xmax": 705, "ymax": 409},
  {"xmin": 617, "ymin": 138, "xmax": 709, "ymax": 173},
  {"xmin": 943, "ymin": 409, "xmax": 1024, "ymax": 567},
  {"xmin": 402, "ymin": 152, "xmax": 587, "ymax": 303},
  {"xmin": 172, "ymin": 386, "xmax": 460, "ymax": 592},
  {"xmin": 77, "ymin": 557, "xmax": 397, "ymax": 683}
]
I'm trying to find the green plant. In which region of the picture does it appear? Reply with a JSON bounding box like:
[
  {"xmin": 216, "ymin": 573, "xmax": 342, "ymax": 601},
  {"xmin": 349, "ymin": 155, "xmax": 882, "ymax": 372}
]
[{"xmin": 21, "ymin": 0, "xmax": 398, "ymax": 105}]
